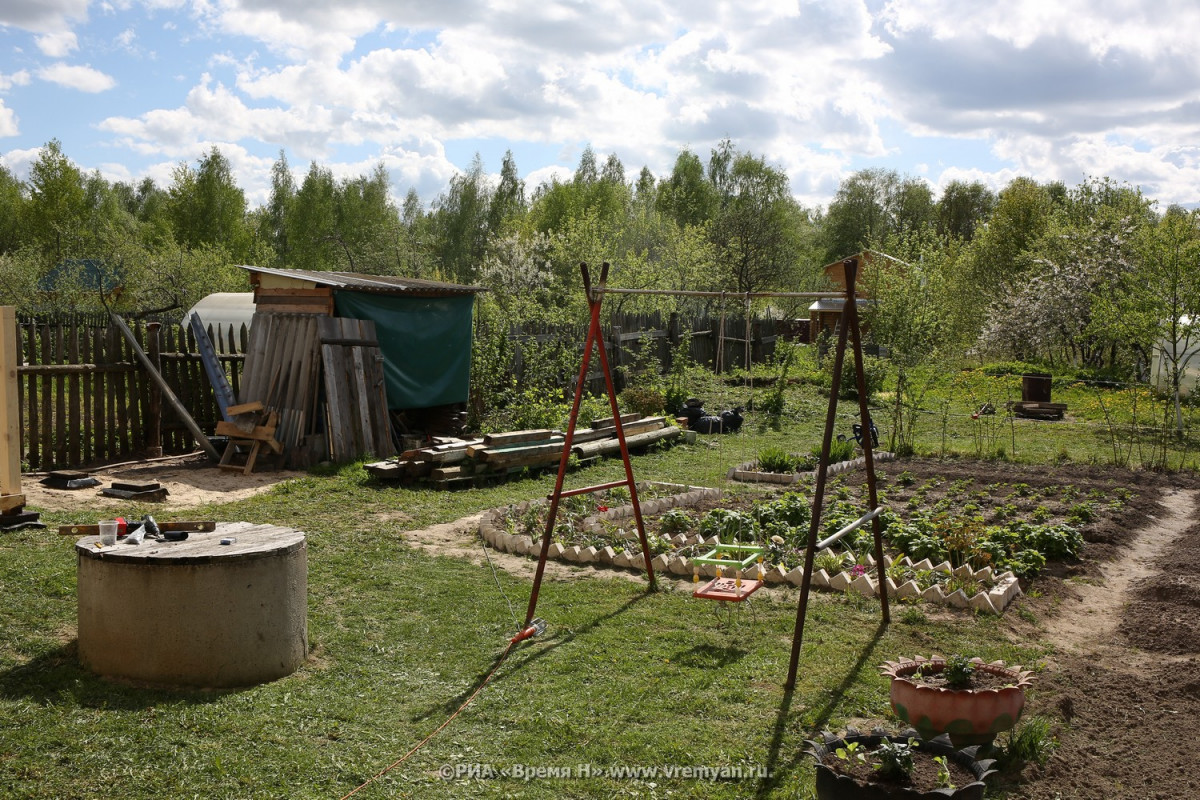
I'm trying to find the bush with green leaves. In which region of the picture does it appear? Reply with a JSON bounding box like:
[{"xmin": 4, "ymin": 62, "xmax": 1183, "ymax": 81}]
[
  {"xmin": 756, "ymin": 446, "xmax": 814, "ymax": 474},
  {"xmin": 1014, "ymin": 521, "xmax": 1083, "ymax": 559},
  {"xmin": 658, "ymin": 508, "xmax": 693, "ymax": 536},
  {"xmin": 753, "ymin": 491, "xmax": 812, "ymax": 530},
  {"xmin": 697, "ymin": 508, "xmax": 758, "ymax": 543},
  {"xmin": 823, "ymin": 438, "xmax": 857, "ymax": 463}
]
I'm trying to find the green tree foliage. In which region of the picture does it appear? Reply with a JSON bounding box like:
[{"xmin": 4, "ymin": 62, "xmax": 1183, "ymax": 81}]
[
  {"xmin": 166, "ymin": 147, "xmax": 250, "ymax": 259},
  {"xmin": 656, "ymin": 149, "xmax": 716, "ymax": 229},
  {"xmin": 821, "ymin": 168, "xmax": 934, "ymax": 261},
  {"xmin": 487, "ymin": 150, "xmax": 526, "ymax": 236},
  {"xmin": 978, "ymin": 179, "xmax": 1152, "ymax": 368},
  {"xmin": 936, "ymin": 179, "xmax": 996, "ymax": 241},
  {"xmin": 708, "ymin": 146, "xmax": 810, "ymax": 294},
  {"xmin": 25, "ymin": 139, "xmax": 88, "ymax": 261},
  {"xmin": 286, "ymin": 162, "xmax": 339, "ymax": 271},
  {"xmin": 431, "ymin": 154, "xmax": 492, "ymax": 283}
]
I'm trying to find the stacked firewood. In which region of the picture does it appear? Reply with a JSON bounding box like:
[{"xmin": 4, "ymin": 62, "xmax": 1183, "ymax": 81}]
[{"xmin": 365, "ymin": 415, "xmax": 680, "ymax": 487}]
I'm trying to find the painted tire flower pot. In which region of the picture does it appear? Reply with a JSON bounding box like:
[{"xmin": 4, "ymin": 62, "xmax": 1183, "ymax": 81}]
[
  {"xmin": 806, "ymin": 728, "xmax": 997, "ymax": 799},
  {"xmin": 881, "ymin": 656, "xmax": 1034, "ymax": 748}
]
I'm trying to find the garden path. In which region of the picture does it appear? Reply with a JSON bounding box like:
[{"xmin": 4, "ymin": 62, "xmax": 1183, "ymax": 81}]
[{"xmin": 1040, "ymin": 486, "xmax": 1197, "ymax": 665}]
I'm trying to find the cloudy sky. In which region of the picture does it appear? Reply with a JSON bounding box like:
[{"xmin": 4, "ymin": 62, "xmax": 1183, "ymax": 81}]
[{"xmin": 1, "ymin": 0, "xmax": 1197, "ymax": 211}]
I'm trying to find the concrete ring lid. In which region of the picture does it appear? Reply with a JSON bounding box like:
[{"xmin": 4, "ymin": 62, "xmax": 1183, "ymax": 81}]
[{"xmin": 76, "ymin": 522, "xmax": 305, "ymax": 566}]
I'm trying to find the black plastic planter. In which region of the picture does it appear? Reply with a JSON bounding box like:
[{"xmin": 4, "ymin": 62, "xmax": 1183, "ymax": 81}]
[{"xmin": 806, "ymin": 729, "xmax": 997, "ymax": 800}]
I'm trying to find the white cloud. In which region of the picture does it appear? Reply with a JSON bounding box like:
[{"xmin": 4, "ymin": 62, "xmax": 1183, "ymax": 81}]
[
  {"xmin": 37, "ymin": 63, "xmax": 117, "ymax": 92},
  {"xmin": 0, "ymin": 71, "xmax": 32, "ymax": 91},
  {"xmin": 0, "ymin": 0, "xmax": 88, "ymax": 34},
  {"xmin": 35, "ymin": 31, "xmax": 79, "ymax": 57},
  {"xmin": 0, "ymin": 103, "xmax": 18, "ymax": 137}
]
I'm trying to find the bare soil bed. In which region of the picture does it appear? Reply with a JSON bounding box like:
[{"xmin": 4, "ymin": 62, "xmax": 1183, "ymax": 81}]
[{"xmin": 875, "ymin": 460, "xmax": 1200, "ymax": 800}]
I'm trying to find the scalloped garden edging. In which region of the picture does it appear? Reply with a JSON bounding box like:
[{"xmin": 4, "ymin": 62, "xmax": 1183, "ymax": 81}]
[
  {"xmin": 477, "ymin": 481, "xmax": 1022, "ymax": 615},
  {"xmin": 727, "ymin": 451, "xmax": 897, "ymax": 484}
]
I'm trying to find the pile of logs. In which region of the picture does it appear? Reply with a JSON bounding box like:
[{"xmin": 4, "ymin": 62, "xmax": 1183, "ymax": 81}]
[{"xmin": 365, "ymin": 414, "xmax": 681, "ymax": 487}]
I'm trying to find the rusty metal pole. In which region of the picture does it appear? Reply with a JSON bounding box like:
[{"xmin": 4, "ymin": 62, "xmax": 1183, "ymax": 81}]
[
  {"xmin": 590, "ymin": 280, "xmax": 655, "ymax": 591},
  {"xmin": 844, "ymin": 259, "xmax": 890, "ymax": 624},
  {"xmin": 524, "ymin": 264, "xmax": 605, "ymax": 627},
  {"xmin": 785, "ymin": 261, "xmax": 854, "ymax": 690},
  {"xmin": 523, "ymin": 263, "xmax": 657, "ymax": 627}
]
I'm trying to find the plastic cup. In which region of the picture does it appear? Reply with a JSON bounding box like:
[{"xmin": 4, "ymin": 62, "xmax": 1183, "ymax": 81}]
[{"xmin": 99, "ymin": 520, "xmax": 118, "ymax": 546}]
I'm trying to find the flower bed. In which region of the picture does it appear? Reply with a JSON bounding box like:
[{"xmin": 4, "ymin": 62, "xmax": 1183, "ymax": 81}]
[{"xmin": 728, "ymin": 451, "xmax": 897, "ymax": 485}]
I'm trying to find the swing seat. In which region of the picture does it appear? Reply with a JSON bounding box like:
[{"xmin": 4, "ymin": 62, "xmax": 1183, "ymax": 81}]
[{"xmin": 693, "ymin": 576, "xmax": 762, "ymax": 602}]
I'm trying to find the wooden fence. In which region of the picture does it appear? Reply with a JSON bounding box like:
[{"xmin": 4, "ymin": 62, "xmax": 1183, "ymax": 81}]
[
  {"xmin": 15, "ymin": 314, "xmax": 247, "ymax": 471},
  {"xmin": 11, "ymin": 310, "xmax": 783, "ymax": 472},
  {"xmin": 505, "ymin": 311, "xmax": 780, "ymax": 394}
]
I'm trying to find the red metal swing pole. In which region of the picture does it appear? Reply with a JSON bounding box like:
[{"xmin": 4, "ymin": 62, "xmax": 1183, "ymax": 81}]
[{"xmin": 523, "ymin": 263, "xmax": 656, "ymax": 628}]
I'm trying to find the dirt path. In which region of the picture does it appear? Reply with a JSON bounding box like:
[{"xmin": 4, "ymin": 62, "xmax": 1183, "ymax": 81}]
[
  {"xmin": 1008, "ymin": 485, "xmax": 1200, "ymax": 800},
  {"xmin": 402, "ymin": 513, "xmax": 648, "ymax": 586},
  {"xmin": 1040, "ymin": 487, "xmax": 1198, "ymax": 661}
]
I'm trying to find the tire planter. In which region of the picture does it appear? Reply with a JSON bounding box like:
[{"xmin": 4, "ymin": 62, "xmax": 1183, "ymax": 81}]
[
  {"xmin": 806, "ymin": 729, "xmax": 996, "ymax": 799},
  {"xmin": 881, "ymin": 656, "xmax": 1034, "ymax": 748}
]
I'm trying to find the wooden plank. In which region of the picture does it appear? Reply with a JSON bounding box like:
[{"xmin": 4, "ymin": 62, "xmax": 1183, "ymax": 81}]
[
  {"xmin": 109, "ymin": 314, "xmax": 220, "ymax": 460},
  {"xmin": 482, "ymin": 428, "xmax": 560, "ymax": 446},
  {"xmin": 25, "ymin": 323, "xmax": 39, "ymax": 469},
  {"xmin": 572, "ymin": 425, "xmax": 681, "ymax": 459},
  {"xmin": 92, "ymin": 324, "xmax": 106, "ymax": 460},
  {"xmin": 40, "ymin": 323, "xmax": 52, "ymax": 466},
  {"xmin": 591, "ymin": 413, "xmax": 640, "ymax": 430},
  {"xmin": 0, "ymin": 494, "xmax": 25, "ymax": 513},
  {"xmin": 114, "ymin": 322, "xmax": 131, "ymax": 459},
  {"xmin": 477, "ymin": 441, "xmax": 566, "ymax": 464},
  {"xmin": 0, "ymin": 308, "xmax": 20, "ymax": 496},
  {"xmin": 67, "ymin": 324, "xmax": 81, "ymax": 466},
  {"xmin": 226, "ymin": 401, "xmax": 264, "ymax": 416}
]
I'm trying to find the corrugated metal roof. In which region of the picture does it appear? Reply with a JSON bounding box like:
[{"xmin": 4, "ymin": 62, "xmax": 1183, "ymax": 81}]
[{"xmin": 238, "ymin": 265, "xmax": 486, "ymax": 295}]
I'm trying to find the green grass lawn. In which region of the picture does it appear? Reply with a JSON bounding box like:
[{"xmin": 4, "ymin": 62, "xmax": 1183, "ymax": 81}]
[{"xmin": 2, "ymin": 360, "xmax": 1193, "ymax": 799}]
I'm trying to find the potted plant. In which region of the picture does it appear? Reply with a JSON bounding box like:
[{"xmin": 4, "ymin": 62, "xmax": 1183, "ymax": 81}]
[
  {"xmin": 881, "ymin": 655, "xmax": 1034, "ymax": 748},
  {"xmin": 806, "ymin": 728, "xmax": 997, "ymax": 799}
]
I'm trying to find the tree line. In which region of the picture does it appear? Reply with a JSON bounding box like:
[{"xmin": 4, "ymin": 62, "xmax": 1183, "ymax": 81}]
[{"xmin": 1, "ymin": 137, "xmax": 1197, "ymax": 392}]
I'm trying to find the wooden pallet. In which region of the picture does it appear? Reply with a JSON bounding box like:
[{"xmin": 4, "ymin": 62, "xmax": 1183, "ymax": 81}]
[{"xmin": 1008, "ymin": 400, "xmax": 1067, "ymax": 420}]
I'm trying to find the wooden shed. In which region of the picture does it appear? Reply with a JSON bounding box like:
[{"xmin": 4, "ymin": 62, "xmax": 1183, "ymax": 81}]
[
  {"xmin": 808, "ymin": 250, "xmax": 908, "ymax": 340},
  {"xmin": 231, "ymin": 266, "xmax": 485, "ymax": 465}
]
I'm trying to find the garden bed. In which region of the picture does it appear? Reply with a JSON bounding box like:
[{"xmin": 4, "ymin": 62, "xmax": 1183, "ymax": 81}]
[
  {"xmin": 479, "ymin": 458, "xmax": 1154, "ymax": 615},
  {"xmin": 727, "ymin": 451, "xmax": 896, "ymax": 484}
]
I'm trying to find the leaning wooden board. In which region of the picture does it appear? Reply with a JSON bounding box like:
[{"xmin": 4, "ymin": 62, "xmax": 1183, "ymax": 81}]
[{"xmin": 319, "ymin": 317, "xmax": 394, "ymax": 463}]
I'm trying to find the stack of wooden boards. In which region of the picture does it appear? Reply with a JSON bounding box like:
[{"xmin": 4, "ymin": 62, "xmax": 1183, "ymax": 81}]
[
  {"xmin": 365, "ymin": 414, "xmax": 681, "ymax": 487},
  {"xmin": 226, "ymin": 312, "xmax": 395, "ymax": 472}
]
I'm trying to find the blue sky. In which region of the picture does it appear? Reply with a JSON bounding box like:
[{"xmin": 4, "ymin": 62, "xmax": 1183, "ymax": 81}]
[{"xmin": 2, "ymin": 0, "xmax": 1198, "ymax": 211}]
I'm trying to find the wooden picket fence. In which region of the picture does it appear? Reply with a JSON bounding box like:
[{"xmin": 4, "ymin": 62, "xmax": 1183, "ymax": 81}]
[
  {"xmin": 12, "ymin": 310, "xmax": 782, "ymax": 472},
  {"xmin": 15, "ymin": 314, "xmax": 247, "ymax": 471}
]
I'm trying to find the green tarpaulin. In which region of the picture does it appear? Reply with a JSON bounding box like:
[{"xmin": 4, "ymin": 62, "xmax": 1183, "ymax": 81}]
[{"xmin": 333, "ymin": 291, "xmax": 474, "ymax": 410}]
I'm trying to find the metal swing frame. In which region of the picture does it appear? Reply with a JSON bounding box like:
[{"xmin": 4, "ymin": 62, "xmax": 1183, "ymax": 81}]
[{"xmin": 520, "ymin": 259, "xmax": 890, "ymax": 691}]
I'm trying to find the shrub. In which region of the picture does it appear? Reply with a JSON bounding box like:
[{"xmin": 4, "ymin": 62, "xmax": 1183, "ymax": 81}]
[
  {"xmin": 697, "ymin": 509, "xmax": 758, "ymax": 543},
  {"xmin": 658, "ymin": 508, "xmax": 692, "ymax": 536},
  {"xmin": 620, "ymin": 386, "xmax": 666, "ymax": 417}
]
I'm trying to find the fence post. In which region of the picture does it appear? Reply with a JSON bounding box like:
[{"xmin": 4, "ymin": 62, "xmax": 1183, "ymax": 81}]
[
  {"xmin": 610, "ymin": 326, "xmax": 624, "ymax": 393},
  {"xmin": 1, "ymin": 307, "xmax": 22, "ymax": 506},
  {"xmin": 146, "ymin": 322, "xmax": 163, "ymax": 457}
]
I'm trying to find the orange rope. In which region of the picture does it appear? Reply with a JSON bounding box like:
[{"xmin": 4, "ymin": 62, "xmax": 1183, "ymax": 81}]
[{"xmin": 337, "ymin": 640, "xmax": 516, "ymax": 800}]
